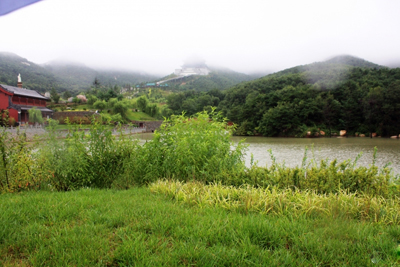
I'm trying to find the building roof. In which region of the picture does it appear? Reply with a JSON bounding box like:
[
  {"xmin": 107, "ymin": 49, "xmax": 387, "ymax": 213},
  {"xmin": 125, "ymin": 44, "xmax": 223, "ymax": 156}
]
[
  {"xmin": 0, "ymin": 84, "xmax": 49, "ymax": 100},
  {"xmin": 19, "ymin": 106, "xmax": 53, "ymax": 113}
]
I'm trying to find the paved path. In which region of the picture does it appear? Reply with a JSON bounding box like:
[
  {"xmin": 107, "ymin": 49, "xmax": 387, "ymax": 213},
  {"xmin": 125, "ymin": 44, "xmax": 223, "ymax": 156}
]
[{"xmin": 1, "ymin": 126, "xmax": 147, "ymax": 140}]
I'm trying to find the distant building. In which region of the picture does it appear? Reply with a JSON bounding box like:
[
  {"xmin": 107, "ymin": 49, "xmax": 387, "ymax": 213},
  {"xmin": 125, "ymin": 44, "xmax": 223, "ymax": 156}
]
[
  {"xmin": 174, "ymin": 67, "xmax": 210, "ymax": 76},
  {"xmin": 0, "ymin": 75, "xmax": 52, "ymax": 123}
]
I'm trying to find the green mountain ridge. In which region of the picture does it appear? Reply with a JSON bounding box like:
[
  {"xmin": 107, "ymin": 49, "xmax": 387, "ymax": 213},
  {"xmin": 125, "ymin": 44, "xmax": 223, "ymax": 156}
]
[
  {"xmin": 0, "ymin": 52, "xmax": 61, "ymax": 93},
  {"xmin": 0, "ymin": 52, "xmax": 159, "ymax": 94},
  {"xmin": 157, "ymin": 67, "xmax": 254, "ymax": 92},
  {"xmin": 217, "ymin": 55, "xmax": 400, "ymax": 137}
]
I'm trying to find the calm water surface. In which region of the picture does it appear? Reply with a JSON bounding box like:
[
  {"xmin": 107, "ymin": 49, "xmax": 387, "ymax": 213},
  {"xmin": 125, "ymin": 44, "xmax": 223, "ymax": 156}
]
[{"xmin": 135, "ymin": 133, "xmax": 400, "ymax": 176}]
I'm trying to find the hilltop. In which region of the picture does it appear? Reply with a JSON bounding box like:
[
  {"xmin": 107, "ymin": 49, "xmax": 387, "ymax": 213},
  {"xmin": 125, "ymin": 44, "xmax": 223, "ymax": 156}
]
[
  {"xmin": 0, "ymin": 52, "xmax": 158, "ymax": 94},
  {"xmin": 43, "ymin": 61, "xmax": 158, "ymax": 92},
  {"xmin": 156, "ymin": 67, "xmax": 254, "ymax": 92},
  {"xmin": 0, "ymin": 52, "xmax": 61, "ymax": 93},
  {"xmin": 215, "ymin": 55, "xmax": 400, "ymax": 137}
]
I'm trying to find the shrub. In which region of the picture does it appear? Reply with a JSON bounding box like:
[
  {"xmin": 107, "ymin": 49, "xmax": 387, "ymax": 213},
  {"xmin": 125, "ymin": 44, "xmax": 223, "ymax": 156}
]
[
  {"xmin": 0, "ymin": 130, "xmax": 44, "ymax": 192},
  {"xmin": 28, "ymin": 107, "xmax": 44, "ymax": 124},
  {"xmin": 38, "ymin": 122, "xmax": 138, "ymax": 190},
  {"xmin": 114, "ymin": 110, "xmax": 247, "ymax": 187}
]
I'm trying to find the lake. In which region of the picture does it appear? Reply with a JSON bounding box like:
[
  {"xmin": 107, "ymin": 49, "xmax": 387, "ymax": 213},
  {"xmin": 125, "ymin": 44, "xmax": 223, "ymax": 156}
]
[{"xmin": 135, "ymin": 133, "xmax": 400, "ymax": 176}]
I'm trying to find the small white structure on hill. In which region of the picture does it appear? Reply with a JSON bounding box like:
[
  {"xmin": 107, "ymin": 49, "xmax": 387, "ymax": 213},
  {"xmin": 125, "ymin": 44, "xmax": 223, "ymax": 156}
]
[
  {"xmin": 174, "ymin": 67, "xmax": 210, "ymax": 76},
  {"xmin": 174, "ymin": 57, "xmax": 210, "ymax": 76}
]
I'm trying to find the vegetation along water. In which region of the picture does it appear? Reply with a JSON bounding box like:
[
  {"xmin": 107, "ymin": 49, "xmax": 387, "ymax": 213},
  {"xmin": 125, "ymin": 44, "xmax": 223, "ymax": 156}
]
[{"xmin": 1, "ymin": 111, "xmax": 400, "ymax": 266}]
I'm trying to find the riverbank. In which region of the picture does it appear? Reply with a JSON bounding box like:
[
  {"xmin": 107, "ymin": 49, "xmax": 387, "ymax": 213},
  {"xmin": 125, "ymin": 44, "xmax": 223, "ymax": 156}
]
[
  {"xmin": 1, "ymin": 125, "xmax": 146, "ymax": 141},
  {"xmin": 1, "ymin": 187, "xmax": 399, "ymax": 266}
]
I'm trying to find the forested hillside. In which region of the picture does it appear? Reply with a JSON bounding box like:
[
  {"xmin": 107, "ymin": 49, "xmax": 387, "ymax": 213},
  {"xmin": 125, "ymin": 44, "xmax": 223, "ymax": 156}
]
[
  {"xmin": 0, "ymin": 52, "xmax": 158, "ymax": 94},
  {"xmin": 159, "ymin": 68, "xmax": 253, "ymax": 92},
  {"xmin": 43, "ymin": 61, "xmax": 158, "ymax": 93},
  {"xmin": 0, "ymin": 52, "xmax": 61, "ymax": 93},
  {"xmin": 218, "ymin": 56, "xmax": 399, "ymax": 137},
  {"xmin": 166, "ymin": 56, "xmax": 400, "ymax": 137}
]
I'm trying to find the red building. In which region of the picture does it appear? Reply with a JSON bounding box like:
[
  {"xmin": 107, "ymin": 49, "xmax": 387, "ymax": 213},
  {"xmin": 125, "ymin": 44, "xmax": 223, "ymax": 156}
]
[{"xmin": 0, "ymin": 81, "xmax": 53, "ymax": 124}]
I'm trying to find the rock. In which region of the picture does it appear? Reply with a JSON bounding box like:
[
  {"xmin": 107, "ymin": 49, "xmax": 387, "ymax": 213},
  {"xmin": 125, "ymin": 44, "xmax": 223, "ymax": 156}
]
[
  {"xmin": 359, "ymin": 134, "xmax": 366, "ymax": 137},
  {"xmin": 332, "ymin": 132, "xmax": 338, "ymax": 136},
  {"xmin": 372, "ymin": 133, "xmax": 377, "ymax": 137},
  {"xmin": 307, "ymin": 131, "xmax": 311, "ymax": 136},
  {"xmin": 340, "ymin": 130, "xmax": 346, "ymax": 136},
  {"xmin": 320, "ymin": 131, "xmax": 325, "ymax": 136},
  {"xmin": 390, "ymin": 136, "xmax": 398, "ymax": 139}
]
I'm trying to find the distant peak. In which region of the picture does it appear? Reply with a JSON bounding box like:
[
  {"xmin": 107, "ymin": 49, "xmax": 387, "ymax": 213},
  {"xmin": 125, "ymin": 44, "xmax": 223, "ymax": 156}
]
[
  {"xmin": 0, "ymin": 51, "xmax": 24, "ymax": 59},
  {"xmin": 44, "ymin": 59, "xmax": 87, "ymax": 67},
  {"xmin": 324, "ymin": 55, "xmax": 383, "ymax": 68}
]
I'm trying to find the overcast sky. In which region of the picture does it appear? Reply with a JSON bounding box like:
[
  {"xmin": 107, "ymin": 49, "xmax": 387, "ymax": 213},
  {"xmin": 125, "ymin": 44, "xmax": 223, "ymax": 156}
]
[{"xmin": 1, "ymin": 0, "xmax": 400, "ymax": 75}]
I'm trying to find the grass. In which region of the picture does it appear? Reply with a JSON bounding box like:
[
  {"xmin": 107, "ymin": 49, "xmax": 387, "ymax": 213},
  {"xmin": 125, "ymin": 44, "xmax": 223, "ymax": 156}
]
[
  {"xmin": 1, "ymin": 188, "xmax": 400, "ymax": 266},
  {"xmin": 150, "ymin": 180, "xmax": 400, "ymax": 225}
]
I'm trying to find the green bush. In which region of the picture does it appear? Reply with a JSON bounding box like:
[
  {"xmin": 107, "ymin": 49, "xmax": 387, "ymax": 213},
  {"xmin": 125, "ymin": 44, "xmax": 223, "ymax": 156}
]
[
  {"xmin": 37, "ymin": 122, "xmax": 138, "ymax": 190},
  {"xmin": 28, "ymin": 107, "xmax": 44, "ymax": 124},
  {"xmin": 0, "ymin": 130, "xmax": 44, "ymax": 192},
  {"xmin": 113, "ymin": 110, "xmax": 247, "ymax": 188}
]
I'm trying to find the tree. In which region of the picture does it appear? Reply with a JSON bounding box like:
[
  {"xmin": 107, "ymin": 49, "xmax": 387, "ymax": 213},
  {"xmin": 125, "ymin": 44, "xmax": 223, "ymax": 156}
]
[
  {"xmin": 63, "ymin": 91, "xmax": 72, "ymax": 99},
  {"xmin": 72, "ymin": 97, "xmax": 80, "ymax": 105},
  {"xmin": 93, "ymin": 100, "xmax": 106, "ymax": 111},
  {"xmin": 108, "ymin": 98, "xmax": 118, "ymax": 109},
  {"xmin": 363, "ymin": 87, "xmax": 384, "ymax": 136},
  {"xmin": 93, "ymin": 77, "xmax": 101, "ymax": 88},
  {"xmin": 87, "ymin": 95, "xmax": 98, "ymax": 105},
  {"xmin": 113, "ymin": 101, "xmax": 129, "ymax": 119},
  {"xmin": 322, "ymin": 93, "xmax": 341, "ymax": 137},
  {"xmin": 50, "ymin": 88, "xmax": 60, "ymax": 104},
  {"xmin": 28, "ymin": 107, "xmax": 44, "ymax": 124},
  {"xmin": 105, "ymin": 89, "xmax": 118, "ymax": 102},
  {"xmin": 137, "ymin": 96, "xmax": 148, "ymax": 111}
]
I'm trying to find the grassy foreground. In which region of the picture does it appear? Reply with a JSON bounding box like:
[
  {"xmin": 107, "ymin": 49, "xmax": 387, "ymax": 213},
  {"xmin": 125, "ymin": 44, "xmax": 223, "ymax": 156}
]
[{"xmin": 1, "ymin": 188, "xmax": 400, "ymax": 266}]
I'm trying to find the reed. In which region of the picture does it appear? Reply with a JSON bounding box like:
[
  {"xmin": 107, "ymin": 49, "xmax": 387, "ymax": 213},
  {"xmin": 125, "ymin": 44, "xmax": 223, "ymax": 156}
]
[{"xmin": 150, "ymin": 180, "xmax": 400, "ymax": 225}]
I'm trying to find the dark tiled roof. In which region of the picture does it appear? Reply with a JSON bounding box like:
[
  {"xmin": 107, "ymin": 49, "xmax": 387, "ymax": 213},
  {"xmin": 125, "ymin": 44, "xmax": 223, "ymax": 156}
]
[
  {"xmin": 19, "ymin": 106, "xmax": 53, "ymax": 113},
  {"xmin": 0, "ymin": 84, "xmax": 49, "ymax": 100}
]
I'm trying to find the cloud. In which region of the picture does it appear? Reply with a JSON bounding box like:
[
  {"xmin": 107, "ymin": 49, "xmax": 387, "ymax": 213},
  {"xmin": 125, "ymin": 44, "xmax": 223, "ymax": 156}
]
[{"xmin": 1, "ymin": 0, "xmax": 399, "ymax": 75}]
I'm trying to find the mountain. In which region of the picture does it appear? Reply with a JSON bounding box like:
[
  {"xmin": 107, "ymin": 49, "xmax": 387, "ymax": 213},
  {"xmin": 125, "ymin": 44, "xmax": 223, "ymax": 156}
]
[
  {"xmin": 43, "ymin": 61, "xmax": 158, "ymax": 92},
  {"xmin": 157, "ymin": 67, "xmax": 254, "ymax": 92},
  {"xmin": 0, "ymin": 52, "xmax": 61, "ymax": 93},
  {"xmin": 266, "ymin": 55, "xmax": 385, "ymax": 90},
  {"xmin": 217, "ymin": 55, "xmax": 400, "ymax": 137},
  {"xmin": 0, "ymin": 52, "xmax": 159, "ymax": 94}
]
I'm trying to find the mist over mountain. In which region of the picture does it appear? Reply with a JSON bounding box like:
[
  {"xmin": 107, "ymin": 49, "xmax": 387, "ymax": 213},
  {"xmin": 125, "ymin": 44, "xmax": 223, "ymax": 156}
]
[
  {"xmin": 0, "ymin": 52, "xmax": 60, "ymax": 93},
  {"xmin": 156, "ymin": 66, "xmax": 254, "ymax": 92},
  {"xmin": 216, "ymin": 55, "xmax": 400, "ymax": 137},
  {"xmin": 43, "ymin": 61, "xmax": 158, "ymax": 92},
  {"xmin": 0, "ymin": 52, "xmax": 159, "ymax": 93}
]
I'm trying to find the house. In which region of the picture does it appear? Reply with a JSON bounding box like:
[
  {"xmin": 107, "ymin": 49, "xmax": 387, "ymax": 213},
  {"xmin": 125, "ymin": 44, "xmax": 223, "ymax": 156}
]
[{"xmin": 0, "ymin": 75, "xmax": 53, "ymax": 124}]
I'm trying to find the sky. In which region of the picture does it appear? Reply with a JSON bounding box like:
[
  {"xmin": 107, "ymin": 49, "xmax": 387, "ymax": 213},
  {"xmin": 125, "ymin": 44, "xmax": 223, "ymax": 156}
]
[{"xmin": 1, "ymin": 0, "xmax": 400, "ymax": 75}]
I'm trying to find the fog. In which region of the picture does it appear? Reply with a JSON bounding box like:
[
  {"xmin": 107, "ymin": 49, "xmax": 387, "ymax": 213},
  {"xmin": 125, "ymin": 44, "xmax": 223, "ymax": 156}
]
[{"xmin": 1, "ymin": 0, "xmax": 400, "ymax": 75}]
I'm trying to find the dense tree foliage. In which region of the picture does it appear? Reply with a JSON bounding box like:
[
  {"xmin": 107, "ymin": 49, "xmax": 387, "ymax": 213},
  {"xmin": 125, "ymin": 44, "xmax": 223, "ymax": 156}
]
[
  {"xmin": 218, "ymin": 64, "xmax": 400, "ymax": 137},
  {"xmin": 159, "ymin": 68, "xmax": 253, "ymax": 92},
  {"xmin": 166, "ymin": 57, "xmax": 400, "ymax": 137},
  {"xmin": 167, "ymin": 89, "xmax": 225, "ymax": 116}
]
